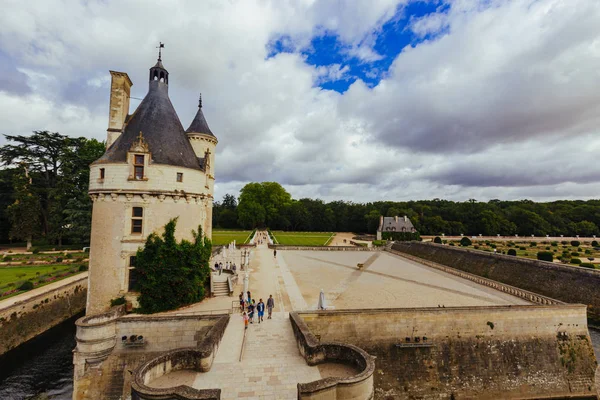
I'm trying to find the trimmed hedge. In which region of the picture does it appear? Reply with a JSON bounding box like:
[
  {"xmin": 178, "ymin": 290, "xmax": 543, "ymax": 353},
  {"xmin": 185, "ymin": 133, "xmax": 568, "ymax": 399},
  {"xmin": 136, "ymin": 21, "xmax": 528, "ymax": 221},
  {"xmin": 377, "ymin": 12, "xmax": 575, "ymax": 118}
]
[
  {"xmin": 570, "ymin": 258, "xmax": 582, "ymax": 265},
  {"xmin": 571, "ymin": 240, "xmax": 580, "ymax": 247},
  {"xmin": 433, "ymin": 236, "xmax": 442, "ymax": 244},
  {"xmin": 460, "ymin": 237, "xmax": 472, "ymax": 246},
  {"xmin": 381, "ymin": 231, "xmax": 421, "ymax": 241},
  {"xmin": 507, "ymin": 249, "xmax": 517, "ymax": 256},
  {"xmin": 537, "ymin": 251, "xmax": 553, "ymax": 262}
]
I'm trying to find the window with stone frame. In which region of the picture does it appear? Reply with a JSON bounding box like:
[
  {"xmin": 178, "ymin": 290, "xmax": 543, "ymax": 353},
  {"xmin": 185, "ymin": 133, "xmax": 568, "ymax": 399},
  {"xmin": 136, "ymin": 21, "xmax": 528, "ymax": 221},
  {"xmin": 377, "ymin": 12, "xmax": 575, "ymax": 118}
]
[
  {"xmin": 133, "ymin": 155, "xmax": 145, "ymax": 180},
  {"xmin": 131, "ymin": 207, "xmax": 143, "ymax": 234},
  {"xmin": 176, "ymin": 172, "xmax": 183, "ymax": 182},
  {"xmin": 128, "ymin": 256, "xmax": 141, "ymax": 292}
]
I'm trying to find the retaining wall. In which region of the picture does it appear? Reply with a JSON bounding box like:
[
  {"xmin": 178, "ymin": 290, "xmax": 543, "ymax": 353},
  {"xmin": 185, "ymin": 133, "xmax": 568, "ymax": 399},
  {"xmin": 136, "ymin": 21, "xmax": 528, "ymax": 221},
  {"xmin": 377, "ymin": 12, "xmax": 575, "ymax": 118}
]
[
  {"xmin": 269, "ymin": 245, "xmax": 380, "ymax": 251},
  {"xmin": 0, "ymin": 274, "xmax": 87, "ymax": 355},
  {"xmin": 391, "ymin": 241, "xmax": 600, "ymax": 324},
  {"xmin": 299, "ymin": 305, "xmax": 598, "ymax": 399}
]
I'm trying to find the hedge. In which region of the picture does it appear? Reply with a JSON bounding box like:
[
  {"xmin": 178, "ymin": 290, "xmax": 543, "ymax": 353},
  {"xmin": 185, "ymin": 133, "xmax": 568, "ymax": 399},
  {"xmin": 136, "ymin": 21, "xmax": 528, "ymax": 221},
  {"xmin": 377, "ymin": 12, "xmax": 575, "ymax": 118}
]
[{"xmin": 537, "ymin": 251, "xmax": 553, "ymax": 262}]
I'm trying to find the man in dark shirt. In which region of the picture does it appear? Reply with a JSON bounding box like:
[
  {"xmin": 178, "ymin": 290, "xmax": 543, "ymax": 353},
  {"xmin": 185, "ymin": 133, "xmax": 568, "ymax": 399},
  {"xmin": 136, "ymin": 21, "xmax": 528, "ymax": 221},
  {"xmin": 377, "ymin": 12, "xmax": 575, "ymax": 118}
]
[
  {"xmin": 257, "ymin": 298, "xmax": 265, "ymax": 323},
  {"xmin": 267, "ymin": 295, "xmax": 275, "ymax": 319}
]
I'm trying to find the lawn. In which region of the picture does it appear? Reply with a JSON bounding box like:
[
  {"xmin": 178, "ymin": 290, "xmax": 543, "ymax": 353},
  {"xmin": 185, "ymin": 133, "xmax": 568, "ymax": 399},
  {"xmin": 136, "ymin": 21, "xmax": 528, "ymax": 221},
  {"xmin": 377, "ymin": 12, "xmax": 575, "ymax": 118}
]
[
  {"xmin": 212, "ymin": 230, "xmax": 254, "ymax": 246},
  {"xmin": 0, "ymin": 264, "xmax": 81, "ymax": 298},
  {"xmin": 271, "ymin": 231, "xmax": 335, "ymax": 246}
]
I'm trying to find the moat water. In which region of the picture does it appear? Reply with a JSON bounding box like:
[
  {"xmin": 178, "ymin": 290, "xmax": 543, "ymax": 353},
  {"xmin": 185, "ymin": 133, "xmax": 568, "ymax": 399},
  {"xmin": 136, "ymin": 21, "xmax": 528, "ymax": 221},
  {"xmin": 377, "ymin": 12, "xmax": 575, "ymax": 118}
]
[{"xmin": 0, "ymin": 316, "xmax": 598, "ymax": 400}]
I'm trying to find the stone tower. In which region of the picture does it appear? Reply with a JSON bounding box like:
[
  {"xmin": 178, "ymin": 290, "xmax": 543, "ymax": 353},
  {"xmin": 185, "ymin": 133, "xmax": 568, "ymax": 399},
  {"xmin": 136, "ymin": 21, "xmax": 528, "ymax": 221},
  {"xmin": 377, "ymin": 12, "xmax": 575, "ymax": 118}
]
[{"xmin": 86, "ymin": 52, "xmax": 217, "ymax": 315}]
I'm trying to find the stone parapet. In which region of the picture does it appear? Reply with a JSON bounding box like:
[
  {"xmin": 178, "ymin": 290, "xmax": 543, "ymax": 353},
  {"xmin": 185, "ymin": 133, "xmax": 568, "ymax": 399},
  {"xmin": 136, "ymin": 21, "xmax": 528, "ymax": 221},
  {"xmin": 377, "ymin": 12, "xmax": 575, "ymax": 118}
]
[
  {"xmin": 130, "ymin": 315, "xmax": 229, "ymax": 400},
  {"xmin": 269, "ymin": 245, "xmax": 380, "ymax": 251},
  {"xmin": 289, "ymin": 312, "xmax": 375, "ymax": 400}
]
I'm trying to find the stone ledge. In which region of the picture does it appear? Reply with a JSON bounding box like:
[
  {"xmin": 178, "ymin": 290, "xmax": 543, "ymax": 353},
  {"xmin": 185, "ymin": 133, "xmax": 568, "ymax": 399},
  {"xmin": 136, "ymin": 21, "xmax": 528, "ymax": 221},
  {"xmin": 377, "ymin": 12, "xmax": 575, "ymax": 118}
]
[
  {"xmin": 269, "ymin": 245, "xmax": 380, "ymax": 251},
  {"xmin": 289, "ymin": 312, "xmax": 375, "ymax": 400},
  {"xmin": 130, "ymin": 314, "xmax": 229, "ymax": 400}
]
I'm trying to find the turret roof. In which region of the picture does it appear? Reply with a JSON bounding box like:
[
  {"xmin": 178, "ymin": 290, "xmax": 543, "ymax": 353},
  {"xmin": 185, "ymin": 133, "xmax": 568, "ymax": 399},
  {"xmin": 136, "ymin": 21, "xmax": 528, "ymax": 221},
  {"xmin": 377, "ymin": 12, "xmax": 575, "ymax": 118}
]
[{"xmin": 186, "ymin": 94, "xmax": 216, "ymax": 138}]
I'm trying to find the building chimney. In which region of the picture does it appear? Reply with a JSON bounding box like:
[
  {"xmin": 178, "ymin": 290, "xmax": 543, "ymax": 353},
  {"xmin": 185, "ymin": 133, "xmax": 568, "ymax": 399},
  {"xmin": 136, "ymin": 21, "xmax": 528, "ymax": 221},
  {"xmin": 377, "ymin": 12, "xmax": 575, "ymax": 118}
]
[
  {"xmin": 404, "ymin": 215, "xmax": 407, "ymax": 222},
  {"xmin": 395, "ymin": 216, "xmax": 398, "ymax": 223},
  {"xmin": 106, "ymin": 71, "xmax": 133, "ymax": 149}
]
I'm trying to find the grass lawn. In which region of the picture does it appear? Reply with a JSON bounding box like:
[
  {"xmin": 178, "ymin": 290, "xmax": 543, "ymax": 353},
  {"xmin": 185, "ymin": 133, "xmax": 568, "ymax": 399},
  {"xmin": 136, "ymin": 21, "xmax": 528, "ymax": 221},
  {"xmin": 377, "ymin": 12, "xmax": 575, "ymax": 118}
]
[
  {"xmin": 212, "ymin": 230, "xmax": 254, "ymax": 246},
  {"xmin": 271, "ymin": 231, "xmax": 335, "ymax": 246},
  {"xmin": 1, "ymin": 252, "xmax": 88, "ymax": 262},
  {"xmin": 0, "ymin": 264, "xmax": 80, "ymax": 297}
]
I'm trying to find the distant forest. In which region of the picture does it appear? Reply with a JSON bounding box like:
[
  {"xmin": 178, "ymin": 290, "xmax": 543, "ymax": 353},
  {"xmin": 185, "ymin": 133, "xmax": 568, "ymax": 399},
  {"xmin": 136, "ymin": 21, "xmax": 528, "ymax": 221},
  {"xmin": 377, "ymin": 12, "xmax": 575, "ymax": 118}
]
[
  {"xmin": 1, "ymin": 133, "xmax": 599, "ymax": 246},
  {"xmin": 215, "ymin": 182, "xmax": 600, "ymax": 237}
]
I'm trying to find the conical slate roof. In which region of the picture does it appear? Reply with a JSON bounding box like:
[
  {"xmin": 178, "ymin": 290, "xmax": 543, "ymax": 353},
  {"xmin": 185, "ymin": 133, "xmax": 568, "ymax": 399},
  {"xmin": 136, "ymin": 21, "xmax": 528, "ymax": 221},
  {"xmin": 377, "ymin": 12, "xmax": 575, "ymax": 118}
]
[
  {"xmin": 186, "ymin": 95, "xmax": 215, "ymax": 137},
  {"xmin": 96, "ymin": 79, "xmax": 202, "ymax": 170}
]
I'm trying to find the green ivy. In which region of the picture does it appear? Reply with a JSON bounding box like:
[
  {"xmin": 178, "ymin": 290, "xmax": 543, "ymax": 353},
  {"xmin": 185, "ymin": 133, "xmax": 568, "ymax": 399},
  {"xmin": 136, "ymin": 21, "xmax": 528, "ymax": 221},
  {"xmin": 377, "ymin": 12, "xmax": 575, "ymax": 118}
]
[
  {"xmin": 135, "ymin": 218, "xmax": 212, "ymax": 314},
  {"xmin": 381, "ymin": 231, "xmax": 421, "ymax": 241}
]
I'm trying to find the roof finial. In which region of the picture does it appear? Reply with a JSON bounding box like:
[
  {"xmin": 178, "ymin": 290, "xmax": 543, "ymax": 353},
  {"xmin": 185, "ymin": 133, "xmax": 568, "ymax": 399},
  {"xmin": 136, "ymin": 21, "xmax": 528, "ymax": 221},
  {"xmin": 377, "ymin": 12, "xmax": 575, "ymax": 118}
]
[
  {"xmin": 156, "ymin": 42, "xmax": 164, "ymax": 61},
  {"xmin": 199, "ymin": 93, "xmax": 202, "ymax": 108}
]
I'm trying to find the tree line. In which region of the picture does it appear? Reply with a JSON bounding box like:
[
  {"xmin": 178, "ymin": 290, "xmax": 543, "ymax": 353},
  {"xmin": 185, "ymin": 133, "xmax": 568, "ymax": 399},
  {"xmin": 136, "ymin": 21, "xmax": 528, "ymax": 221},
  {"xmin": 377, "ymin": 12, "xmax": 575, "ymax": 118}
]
[
  {"xmin": 1, "ymin": 133, "xmax": 599, "ymax": 246},
  {"xmin": 214, "ymin": 182, "xmax": 600, "ymax": 237}
]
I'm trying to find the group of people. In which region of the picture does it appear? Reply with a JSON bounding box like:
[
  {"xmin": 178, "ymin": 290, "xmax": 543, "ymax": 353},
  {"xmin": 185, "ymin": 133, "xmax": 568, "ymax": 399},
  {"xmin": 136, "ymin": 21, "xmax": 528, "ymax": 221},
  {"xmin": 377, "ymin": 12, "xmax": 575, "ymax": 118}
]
[
  {"xmin": 214, "ymin": 261, "xmax": 236, "ymax": 275},
  {"xmin": 241, "ymin": 291, "xmax": 275, "ymax": 329}
]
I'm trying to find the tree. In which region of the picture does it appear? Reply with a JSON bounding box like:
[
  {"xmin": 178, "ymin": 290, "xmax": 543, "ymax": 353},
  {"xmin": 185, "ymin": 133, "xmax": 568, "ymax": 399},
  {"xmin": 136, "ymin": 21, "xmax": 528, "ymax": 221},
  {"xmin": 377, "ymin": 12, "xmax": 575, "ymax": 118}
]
[
  {"xmin": 238, "ymin": 182, "xmax": 291, "ymax": 228},
  {"xmin": 135, "ymin": 218, "xmax": 212, "ymax": 313},
  {"xmin": 7, "ymin": 166, "xmax": 40, "ymax": 249}
]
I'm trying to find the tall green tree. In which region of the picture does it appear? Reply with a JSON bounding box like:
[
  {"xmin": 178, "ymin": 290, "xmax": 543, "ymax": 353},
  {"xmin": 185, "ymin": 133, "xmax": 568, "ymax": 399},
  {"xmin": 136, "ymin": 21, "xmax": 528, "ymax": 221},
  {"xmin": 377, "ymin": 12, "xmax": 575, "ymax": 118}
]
[
  {"xmin": 135, "ymin": 218, "xmax": 212, "ymax": 313},
  {"xmin": 7, "ymin": 166, "xmax": 40, "ymax": 249}
]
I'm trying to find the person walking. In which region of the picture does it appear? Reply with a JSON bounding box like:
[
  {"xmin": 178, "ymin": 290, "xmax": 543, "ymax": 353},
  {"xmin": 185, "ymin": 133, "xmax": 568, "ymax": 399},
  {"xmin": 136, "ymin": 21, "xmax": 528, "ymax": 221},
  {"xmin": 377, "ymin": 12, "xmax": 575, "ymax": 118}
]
[
  {"xmin": 239, "ymin": 293, "xmax": 245, "ymax": 312},
  {"xmin": 247, "ymin": 291, "xmax": 251, "ymax": 305},
  {"xmin": 267, "ymin": 295, "xmax": 275, "ymax": 319},
  {"xmin": 214, "ymin": 261, "xmax": 219, "ymax": 272},
  {"xmin": 243, "ymin": 312, "xmax": 249, "ymax": 330},
  {"xmin": 273, "ymin": 249, "xmax": 277, "ymax": 258},
  {"xmin": 218, "ymin": 262, "xmax": 222, "ymax": 275},
  {"xmin": 248, "ymin": 300, "xmax": 255, "ymax": 324},
  {"xmin": 257, "ymin": 298, "xmax": 265, "ymax": 323}
]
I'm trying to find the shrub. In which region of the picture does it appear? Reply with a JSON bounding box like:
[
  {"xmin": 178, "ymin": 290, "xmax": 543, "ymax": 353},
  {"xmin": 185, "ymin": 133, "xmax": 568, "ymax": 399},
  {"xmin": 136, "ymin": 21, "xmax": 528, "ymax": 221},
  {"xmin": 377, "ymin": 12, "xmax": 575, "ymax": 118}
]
[
  {"xmin": 449, "ymin": 242, "xmax": 455, "ymax": 246},
  {"xmin": 520, "ymin": 246, "xmax": 526, "ymax": 251},
  {"xmin": 571, "ymin": 252, "xmax": 580, "ymax": 257},
  {"xmin": 78, "ymin": 264, "xmax": 88, "ymax": 271},
  {"xmin": 490, "ymin": 243, "xmax": 497, "ymax": 249},
  {"xmin": 551, "ymin": 242, "xmax": 558, "ymax": 247},
  {"xmin": 585, "ymin": 249, "xmax": 592, "ymax": 254},
  {"xmin": 18, "ymin": 281, "xmax": 34, "ymax": 291},
  {"xmin": 65, "ymin": 253, "xmax": 73, "ymax": 259},
  {"xmin": 507, "ymin": 249, "xmax": 517, "ymax": 256},
  {"xmin": 460, "ymin": 237, "xmax": 472, "ymax": 246},
  {"xmin": 372, "ymin": 240, "xmax": 385, "ymax": 247},
  {"xmin": 561, "ymin": 241, "xmax": 568, "ymax": 245},
  {"xmin": 507, "ymin": 242, "xmax": 514, "ymax": 247},
  {"xmin": 580, "ymin": 263, "xmax": 595, "ymax": 269},
  {"xmin": 32, "ymin": 248, "xmax": 40, "ymax": 254},
  {"xmin": 2, "ymin": 256, "xmax": 12, "ymax": 262},
  {"xmin": 56, "ymin": 257, "xmax": 63, "ymax": 263},
  {"xmin": 382, "ymin": 231, "xmax": 421, "ymax": 241},
  {"xmin": 433, "ymin": 236, "xmax": 442, "ymax": 244},
  {"xmin": 110, "ymin": 296, "xmax": 126, "ymax": 307},
  {"xmin": 571, "ymin": 240, "xmax": 580, "ymax": 247},
  {"xmin": 592, "ymin": 240, "xmax": 599, "ymax": 247},
  {"xmin": 529, "ymin": 242, "xmax": 537, "ymax": 247},
  {"xmin": 537, "ymin": 251, "xmax": 553, "ymax": 262},
  {"xmin": 570, "ymin": 258, "xmax": 582, "ymax": 264},
  {"xmin": 474, "ymin": 245, "xmax": 479, "ymax": 249},
  {"xmin": 545, "ymin": 246, "xmax": 551, "ymax": 250}
]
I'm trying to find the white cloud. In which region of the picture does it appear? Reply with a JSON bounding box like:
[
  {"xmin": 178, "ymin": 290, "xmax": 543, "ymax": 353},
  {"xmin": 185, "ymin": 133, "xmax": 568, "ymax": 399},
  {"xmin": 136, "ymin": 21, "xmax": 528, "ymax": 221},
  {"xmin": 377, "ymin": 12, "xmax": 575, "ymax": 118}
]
[{"xmin": 1, "ymin": 0, "xmax": 599, "ymax": 204}]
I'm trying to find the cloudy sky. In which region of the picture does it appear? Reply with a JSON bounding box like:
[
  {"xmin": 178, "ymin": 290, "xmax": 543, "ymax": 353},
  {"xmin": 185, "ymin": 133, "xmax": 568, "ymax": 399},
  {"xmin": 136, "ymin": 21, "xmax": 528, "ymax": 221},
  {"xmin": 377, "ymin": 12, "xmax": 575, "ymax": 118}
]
[{"xmin": 1, "ymin": 0, "xmax": 599, "ymax": 203}]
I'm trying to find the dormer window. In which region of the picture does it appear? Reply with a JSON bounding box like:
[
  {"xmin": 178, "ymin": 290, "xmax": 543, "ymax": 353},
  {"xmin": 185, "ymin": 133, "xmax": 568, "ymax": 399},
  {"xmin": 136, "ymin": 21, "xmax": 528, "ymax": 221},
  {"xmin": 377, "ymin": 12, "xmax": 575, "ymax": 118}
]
[{"xmin": 134, "ymin": 155, "xmax": 145, "ymax": 180}]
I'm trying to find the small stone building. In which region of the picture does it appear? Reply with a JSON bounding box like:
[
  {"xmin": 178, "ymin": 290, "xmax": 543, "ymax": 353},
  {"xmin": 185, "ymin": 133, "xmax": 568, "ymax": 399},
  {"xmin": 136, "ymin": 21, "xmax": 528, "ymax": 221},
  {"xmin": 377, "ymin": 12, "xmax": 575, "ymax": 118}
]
[
  {"xmin": 377, "ymin": 215, "xmax": 416, "ymax": 240},
  {"xmin": 86, "ymin": 52, "xmax": 217, "ymax": 314}
]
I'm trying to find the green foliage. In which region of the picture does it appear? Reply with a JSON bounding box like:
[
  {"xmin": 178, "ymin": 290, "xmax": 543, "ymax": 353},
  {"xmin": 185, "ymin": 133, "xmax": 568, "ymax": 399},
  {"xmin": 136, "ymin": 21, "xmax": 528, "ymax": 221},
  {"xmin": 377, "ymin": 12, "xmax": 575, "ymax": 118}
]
[
  {"xmin": 56, "ymin": 257, "xmax": 63, "ymax": 262},
  {"xmin": 135, "ymin": 218, "xmax": 212, "ymax": 314},
  {"xmin": 507, "ymin": 249, "xmax": 517, "ymax": 256},
  {"xmin": 381, "ymin": 231, "xmax": 421, "ymax": 241},
  {"xmin": 433, "ymin": 236, "xmax": 442, "ymax": 244},
  {"xmin": 110, "ymin": 296, "xmax": 126, "ymax": 307},
  {"xmin": 18, "ymin": 281, "xmax": 34, "ymax": 291},
  {"xmin": 2, "ymin": 256, "xmax": 12, "ymax": 262},
  {"xmin": 571, "ymin": 252, "xmax": 580, "ymax": 257},
  {"xmin": 31, "ymin": 248, "xmax": 40, "ymax": 254},
  {"xmin": 579, "ymin": 263, "xmax": 595, "ymax": 269},
  {"xmin": 519, "ymin": 246, "xmax": 526, "ymax": 251},
  {"xmin": 529, "ymin": 242, "xmax": 537, "ymax": 247},
  {"xmin": 449, "ymin": 242, "xmax": 455, "ymax": 246},
  {"xmin": 570, "ymin": 258, "xmax": 581, "ymax": 265},
  {"xmin": 78, "ymin": 264, "xmax": 88, "ymax": 271},
  {"xmin": 537, "ymin": 251, "xmax": 554, "ymax": 262},
  {"xmin": 570, "ymin": 240, "xmax": 580, "ymax": 247},
  {"xmin": 6, "ymin": 166, "xmax": 40, "ymax": 247},
  {"xmin": 460, "ymin": 237, "xmax": 472, "ymax": 246},
  {"xmin": 372, "ymin": 240, "xmax": 386, "ymax": 247},
  {"xmin": 592, "ymin": 240, "xmax": 599, "ymax": 247}
]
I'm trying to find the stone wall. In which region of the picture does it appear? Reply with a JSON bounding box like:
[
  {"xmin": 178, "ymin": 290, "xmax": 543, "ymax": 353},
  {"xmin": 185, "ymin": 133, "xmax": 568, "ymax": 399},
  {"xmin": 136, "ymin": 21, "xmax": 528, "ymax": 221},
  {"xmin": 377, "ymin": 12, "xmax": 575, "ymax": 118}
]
[
  {"xmin": 0, "ymin": 274, "xmax": 87, "ymax": 355},
  {"xmin": 391, "ymin": 241, "xmax": 600, "ymax": 324},
  {"xmin": 73, "ymin": 311, "xmax": 228, "ymax": 400},
  {"xmin": 299, "ymin": 305, "xmax": 598, "ymax": 399},
  {"xmin": 268, "ymin": 245, "xmax": 379, "ymax": 251}
]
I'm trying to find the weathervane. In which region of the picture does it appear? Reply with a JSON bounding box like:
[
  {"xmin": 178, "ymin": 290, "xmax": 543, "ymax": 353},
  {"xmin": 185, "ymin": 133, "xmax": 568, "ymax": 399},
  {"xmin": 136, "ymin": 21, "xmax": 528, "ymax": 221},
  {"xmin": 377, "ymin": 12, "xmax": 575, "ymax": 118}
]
[{"xmin": 156, "ymin": 42, "xmax": 165, "ymax": 61}]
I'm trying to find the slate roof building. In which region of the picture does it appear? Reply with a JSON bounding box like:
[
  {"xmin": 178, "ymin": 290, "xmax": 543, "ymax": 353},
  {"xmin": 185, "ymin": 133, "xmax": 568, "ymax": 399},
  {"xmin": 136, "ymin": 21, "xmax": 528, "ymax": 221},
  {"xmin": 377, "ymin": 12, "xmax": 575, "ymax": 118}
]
[
  {"xmin": 86, "ymin": 49, "xmax": 217, "ymax": 314},
  {"xmin": 377, "ymin": 215, "xmax": 416, "ymax": 240}
]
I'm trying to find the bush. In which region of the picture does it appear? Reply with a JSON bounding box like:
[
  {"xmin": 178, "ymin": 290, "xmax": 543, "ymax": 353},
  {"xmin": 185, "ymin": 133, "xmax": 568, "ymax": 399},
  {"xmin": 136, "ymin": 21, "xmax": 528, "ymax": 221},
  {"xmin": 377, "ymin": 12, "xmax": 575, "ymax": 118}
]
[
  {"xmin": 433, "ymin": 236, "xmax": 442, "ymax": 244},
  {"xmin": 507, "ymin": 249, "xmax": 517, "ymax": 256},
  {"xmin": 65, "ymin": 253, "xmax": 73, "ymax": 259},
  {"xmin": 490, "ymin": 243, "xmax": 497, "ymax": 249},
  {"xmin": 571, "ymin": 252, "xmax": 580, "ymax": 257},
  {"xmin": 110, "ymin": 296, "xmax": 126, "ymax": 307},
  {"xmin": 537, "ymin": 251, "xmax": 553, "ymax": 262},
  {"xmin": 585, "ymin": 249, "xmax": 592, "ymax": 254},
  {"xmin": 449, "ymin": 242, "xmax": 455, "ymax": 246},
  {"xmin": 2, "ymin": 256, "xmax": 12, "ymax": 262},
  {"xmin": 32, "ymin": 248, "xmax": 40, "ymax": 254},
  {"xmin": 561, "ymin": 241, "xmax": 568, "ymax": 245},
  {"xmin": 592, "ymin": 240, "xmax": 599, "ymax": 247},
  {"xmin": 571, "ymin": 240, "xmax": 580, "ymax": 247},
  {"xmin": 551, "ymin": 242, "xmax": 558, "ymax": 247},
  {"xmin": 529, "ymin": 242, "xmax": 537, "ymax": 247},
  {"xmin": 570, "ymin": 258, "xmax": 581, "ymax": 264},
  {"xmin": 474, "ymin": 245, "xmax": 479, "ymax": 249},
  {"xmin": 18, "ymin": 281, "xmax": 34, "ymax": 291},
  {"xmin": 382, "ymin": 231, "xmax": 421, "ymax": 241},
  {"xmin": 56, "ymin": 257, "xmax": 63, "ymax": 263},
  {"xmin": 580, "ymin": 263, "xmax": 595, "ymax": 269},
  {"xmin": 545, "ymin": 246, "xmax": 551, "ymax": 250},
  {"xmin": 78, "ymin": 264, "xmax": 88, "ymax": 271},
  {"xmin": 520, "ymin": 246, "xmax": 526, "ymax": 251},
  {"xmin": 460, "ymin": 237, "xmax": 472, "ymax": 246}
]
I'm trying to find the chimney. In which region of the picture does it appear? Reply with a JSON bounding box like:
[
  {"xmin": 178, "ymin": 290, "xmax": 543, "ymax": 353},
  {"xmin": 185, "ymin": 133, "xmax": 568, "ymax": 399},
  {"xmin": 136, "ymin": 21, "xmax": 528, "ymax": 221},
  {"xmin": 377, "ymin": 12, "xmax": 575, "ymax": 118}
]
[
  {"xmin": 404, "ymin": 215, "xmax": 407, "ymax": 222},
  {"xmin": 395, "ymin": 216, "xmax": 398, "ymax": 223},
  {"xmin": 106, "ymin": 71, "xmax": 133, "ymax": 149}
]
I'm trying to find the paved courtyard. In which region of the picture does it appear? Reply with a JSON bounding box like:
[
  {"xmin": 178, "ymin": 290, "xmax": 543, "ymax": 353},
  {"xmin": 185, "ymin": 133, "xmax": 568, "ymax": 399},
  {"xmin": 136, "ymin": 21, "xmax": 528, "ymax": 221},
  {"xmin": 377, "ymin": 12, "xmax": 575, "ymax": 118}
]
[{"xmin": 150, "ymin": 236, "xmax": 531, "ymax": 399}]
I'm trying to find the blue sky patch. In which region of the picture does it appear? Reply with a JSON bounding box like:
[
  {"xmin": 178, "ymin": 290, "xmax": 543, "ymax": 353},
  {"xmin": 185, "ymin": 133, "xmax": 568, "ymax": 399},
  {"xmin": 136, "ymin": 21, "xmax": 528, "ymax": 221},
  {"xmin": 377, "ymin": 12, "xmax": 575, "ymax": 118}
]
[{"xmin": 267, "ymin": 1, "xmax": 449, "ymax": 93}]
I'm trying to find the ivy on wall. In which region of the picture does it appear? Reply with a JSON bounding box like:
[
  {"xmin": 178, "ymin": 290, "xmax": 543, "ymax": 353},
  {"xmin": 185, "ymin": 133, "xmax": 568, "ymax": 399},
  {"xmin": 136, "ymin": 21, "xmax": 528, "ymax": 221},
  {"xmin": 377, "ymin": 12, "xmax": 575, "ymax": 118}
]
[{"xmin": 135, "ymin": 218, "xmax": 212, "ymax": 313}]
